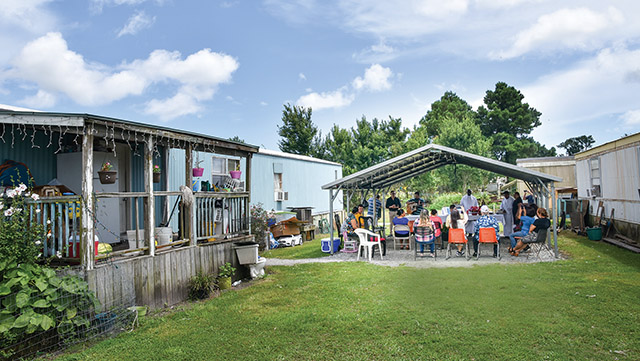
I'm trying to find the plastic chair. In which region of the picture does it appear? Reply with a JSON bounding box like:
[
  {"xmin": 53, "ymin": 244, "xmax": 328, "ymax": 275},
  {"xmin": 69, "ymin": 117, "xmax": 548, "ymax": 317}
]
[
  {"xmin": 354, "ymin": 228, "xmax": 383, "ymax": 261},
  {"xmin": 414, "ymin": 226, "xmax": 436, "ymax": 260},
  {"xmin": 477, "ymin": 228, "xmax": 500, "ymax": 260},
  {"xmin": 392, "ymin": 224, "xmax": 411, "ymax": 250},
  {"xmin": 446, "ymin": 228, "xmax": 469, "ymax": 260},
  {"xmin": 342, "ymin": 231, "xmax": 359, "ymax": 253}
]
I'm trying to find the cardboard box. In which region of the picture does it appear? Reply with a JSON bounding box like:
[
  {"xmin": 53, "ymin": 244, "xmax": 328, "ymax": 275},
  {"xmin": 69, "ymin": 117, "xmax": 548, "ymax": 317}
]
[{"xmin": 270, "ymin": 221, "xmax": 301, "ymax": 238}]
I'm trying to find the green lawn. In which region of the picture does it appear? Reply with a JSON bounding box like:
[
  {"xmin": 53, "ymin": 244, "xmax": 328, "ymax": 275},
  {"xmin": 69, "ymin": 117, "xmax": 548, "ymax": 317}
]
[
  {"xmin": 260, "ymin": 233, "xmax": 332, "ymax": 259},
  {"xmin": 58, "ymin": 232, "xmax": 639, "ymax": 360}
]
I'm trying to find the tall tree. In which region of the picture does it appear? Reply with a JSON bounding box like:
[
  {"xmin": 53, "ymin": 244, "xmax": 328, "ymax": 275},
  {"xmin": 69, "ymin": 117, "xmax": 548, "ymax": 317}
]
[
  {"xmin": 476, "ymin": 82, "xmax": 543, "ymax": 163},
  {"xmin": 558, "ymin": 135, "xmax": 595, "ymax": 155},
  {"xmin": 277, "ymin": 104, "xmax": 317, "ymax": 155},
  {"xmin": 228, "ymin": 135, "xmax": 245, "ymax": 144},
  {"xmin": 419, "ymin": 91, "xmax": 475, "ymax": 139}
]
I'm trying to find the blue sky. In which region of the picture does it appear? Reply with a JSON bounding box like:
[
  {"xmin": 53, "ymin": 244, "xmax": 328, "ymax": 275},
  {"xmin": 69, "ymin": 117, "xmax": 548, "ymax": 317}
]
[{"xmin": 1, "ymin": 0, "xmax": 639, "ymax": 153}]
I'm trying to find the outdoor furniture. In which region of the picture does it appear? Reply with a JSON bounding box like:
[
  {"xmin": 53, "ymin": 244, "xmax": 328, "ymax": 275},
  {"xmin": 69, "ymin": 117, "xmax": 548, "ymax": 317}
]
[
  {"xmin": 355, "ymin": 228, "xmax": 384, "ymax": 261},
  {"xmin": 392, "ymin": 224, "xmax": 411, "ymax": 250},
  {"xmin": 342, "ymin": 231, "xmax": 359, "ymax": 253},
  {"xmin": 525, "ymin": 231, "xmax": 554, "ymax": 260},
  {"xmin": 477, "ymin": 227, "xmax": 500, "ymax": 260},
  {"xmin": 414, "ymin": 226, "xmax": 436, "ymax": 260},
  {"xmin": 446, "ymin": 228, "xmax": 469, "ymax": 260}
]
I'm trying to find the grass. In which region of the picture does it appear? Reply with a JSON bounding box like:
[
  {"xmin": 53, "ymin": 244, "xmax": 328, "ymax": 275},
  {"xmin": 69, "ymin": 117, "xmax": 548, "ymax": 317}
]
[
  {"xmin": 260, "ymin": 233, "xmax": 332, "ymax": 259},
  {"xmin": 57, "ymin": 232, "xmax": 639, "ymax": 360}
]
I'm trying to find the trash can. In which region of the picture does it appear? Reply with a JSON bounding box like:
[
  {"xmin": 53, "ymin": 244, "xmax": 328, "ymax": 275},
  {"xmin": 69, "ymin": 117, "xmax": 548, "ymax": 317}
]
[{"xmin": 586, "ymin": 227, "xmax": 602, "ymax": 241}]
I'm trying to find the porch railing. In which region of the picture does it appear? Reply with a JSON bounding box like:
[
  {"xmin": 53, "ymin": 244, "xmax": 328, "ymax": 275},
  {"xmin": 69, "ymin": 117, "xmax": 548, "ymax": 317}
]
[
  {"xmin": 194, "ymin": 192, "xmax": 249, "ymax": 241},
  {"xmin": 26, "ymin": 196, "xmax": 83, "ymax": 258}
]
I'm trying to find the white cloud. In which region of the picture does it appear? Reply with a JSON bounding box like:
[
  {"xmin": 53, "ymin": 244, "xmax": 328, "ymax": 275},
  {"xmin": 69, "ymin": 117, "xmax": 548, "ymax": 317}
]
[
  {"xmin": 352, "ymin": 64, "xmax": 393, "ymax": 92},
  {"xmin": 620, "ymin": 110, "xmax": 640, "ymax": 126},
  {"xmin": 91, "ymin": 0, "xmax": 155, "ymax": 13},
  {"xmin": 5, "ymin": 32, "xmax": 239, "ymax": 120},
  {"xmin": 298, "ymin": 72, "xmax": 306, "ymax": 81},
  {"xmin": 20, "ymin": 89, "xmax": 56, "ymax": 108},
  {"xmin": 0, "ymin": 0, "xmax": 57, "ymax": 64},
  {"xmin": 260, "ymin": 101, "xmax": 268, "ymax": 106},
  {"xmin": 494, "ymin": 7, "xmax": 625, "ymax": 59},
  {"xmin": 117, "ymin": 10, "xmax": 156, "ymax": 37},
  {"xmin": 296, "ymin": 88, "xmax": 354, "ymax": 110}
]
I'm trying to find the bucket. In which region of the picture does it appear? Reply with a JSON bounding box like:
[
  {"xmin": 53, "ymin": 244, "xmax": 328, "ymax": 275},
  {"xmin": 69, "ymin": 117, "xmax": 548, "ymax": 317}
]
[
  {"xmin": 155, "ymin": 227, "xmax": 172, "ymax": 246},
  {"xmin": 586, "ymin": 227, "xmax": 602, "ymax": 241}
]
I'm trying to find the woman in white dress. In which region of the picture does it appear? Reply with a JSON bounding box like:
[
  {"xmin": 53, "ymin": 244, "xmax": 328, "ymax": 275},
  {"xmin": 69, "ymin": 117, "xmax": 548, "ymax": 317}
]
[{"xmin": 500, "ymin": 191, "xmax": 515, "ymax": 237}]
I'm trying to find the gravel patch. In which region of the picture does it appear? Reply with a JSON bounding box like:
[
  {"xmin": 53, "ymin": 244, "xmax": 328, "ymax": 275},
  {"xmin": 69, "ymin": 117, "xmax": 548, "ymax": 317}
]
[{"xmin": 266, "ymin": 239, "xmax": 562, "ymax": 269}]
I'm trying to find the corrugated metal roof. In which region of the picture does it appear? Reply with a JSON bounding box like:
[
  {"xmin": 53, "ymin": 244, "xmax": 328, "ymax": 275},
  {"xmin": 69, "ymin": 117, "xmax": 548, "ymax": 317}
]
[
  {"xmin": 258, "ymin": 148, "xmax": 342, "ymax": 166},
  {"xmin": 0, "ymin": 110, "xmax": 259, "ymax": 152},
  {"xmin": 574, "ymin": 131, "xmax": 640, "ymax": 160},
  {"xmin": 322, "ymin": 143, "xmax": 562, "ymax": 190}
]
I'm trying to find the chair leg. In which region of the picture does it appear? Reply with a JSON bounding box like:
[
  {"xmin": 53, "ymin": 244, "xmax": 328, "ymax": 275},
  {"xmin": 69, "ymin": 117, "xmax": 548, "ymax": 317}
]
[
  {"xmin": 446, "ymin": 243, "xmax": 451, "ymax": 260},
  {"xmin": 357, "ymin": 244, "xmax": 361, "ymax": 261},
  {"xmin": 476, "ymin": 243, "xmax": 480, "ymax": 260},
  {"xmin": 379, "ymin": 243, "xmax": 384, "ymax": 260},
  {"xmin": 465, "ymin": 243, "xmax": 469, "ymax": 260},
  {"xmin": 497, "ymin": 242, "xmax": 501, "ymax": 260}
]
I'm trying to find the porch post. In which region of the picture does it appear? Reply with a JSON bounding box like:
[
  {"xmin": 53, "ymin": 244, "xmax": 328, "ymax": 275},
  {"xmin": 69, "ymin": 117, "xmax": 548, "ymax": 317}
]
[
  {"xmin": 145, "ymin": 135, "xmax": 155, "ymax": 256},
  {"xmin": 81, "ymin": 123, "xmax": 95, "ymax": 271},
  {"xmin": 329, "ymin": 188, "xmax": 334, "ymax": 254},
  {"xmin": 246, "ymin": 153, "xmax": 253, "ymax": 237},
  {"xmin": 185, "ymin": 143, "xmax": 195, "ymax": 245},
  {"xmin": 551, "ymin": 182, "xmax": 558, "ymax": 258}
]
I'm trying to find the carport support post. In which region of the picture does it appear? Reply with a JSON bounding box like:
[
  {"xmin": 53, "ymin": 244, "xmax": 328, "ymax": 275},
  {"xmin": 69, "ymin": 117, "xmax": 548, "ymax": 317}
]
[
  {"xmin": 551, "ymin": 182, "xmax": 558, "ymax": 257},
  {"xmin": 329, "ymin": 188, "xmax": 334, "ymax": 254}
]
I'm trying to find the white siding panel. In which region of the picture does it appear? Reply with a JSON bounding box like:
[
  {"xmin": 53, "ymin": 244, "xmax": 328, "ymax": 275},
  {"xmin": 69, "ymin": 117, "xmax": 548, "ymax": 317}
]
[{"xmin": 576, "ymin": 159, "xmax": 591, "ymax": 198}]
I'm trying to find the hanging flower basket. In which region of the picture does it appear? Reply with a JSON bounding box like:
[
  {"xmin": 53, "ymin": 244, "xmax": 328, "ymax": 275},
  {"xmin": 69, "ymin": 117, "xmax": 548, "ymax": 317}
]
[
  {"xmin": 153, "ymin": 172, "xmax": 161, "ymax": 183},
  {"xmin": 193, "ymin": 167, "xmax": 204, "ymax": 177},
  {"xmin": 98, "ymin": 171, "xmax": 117, "ymax": 184},
  {"xmin": 229, "ymin": 170, "xmax": 242, "ymax": 179}
]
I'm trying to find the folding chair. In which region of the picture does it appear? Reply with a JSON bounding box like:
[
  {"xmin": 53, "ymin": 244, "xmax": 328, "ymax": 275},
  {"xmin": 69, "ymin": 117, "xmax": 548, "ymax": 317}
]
[
  {"xmin": 392, "ymin": 224, "xmax": 411, "ymax": 250},
  {"xmin": 477, "ymin": 227, "xmax": 500, "ymax": 260},
  {"xmin": 414, "ymin": 226, "xmax": 436, "ymax": 260},
  {"xmin": 446, "ymin": 228, "xmax": 469, "ymax": 260},
  {"xmin": 526, "ymin": 231, "xmax": 555, "ymax": 260},
  {"xmin": 354, "ymin": 228, "xmax": 383, "ymax": 262}
]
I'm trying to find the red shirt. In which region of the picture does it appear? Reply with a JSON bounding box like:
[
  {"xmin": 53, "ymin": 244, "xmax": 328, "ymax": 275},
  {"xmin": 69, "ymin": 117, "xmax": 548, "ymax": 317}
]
[{"xmin": 429, "ymin": 215, "xmax": 442, "ymax": 237}]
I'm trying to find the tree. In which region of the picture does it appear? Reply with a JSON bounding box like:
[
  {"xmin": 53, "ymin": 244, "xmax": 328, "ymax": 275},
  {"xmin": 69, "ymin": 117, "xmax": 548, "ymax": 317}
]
[
  {"xmin": 419, "ymin": 91, "xmax": 475, "ymax": 139},
  {"xmin": 476, "ymin": 82, "xmax": 543, "ymax": 163},
  {"xmin": 228, "ymin": 136, "xmax": 245, "ymax": 144},
  {"xmin": 558, "ymin": 135, "xmax": 595, "ymax": 155},
  {"xmin": 277, "ymin": 104, "xmax": 317, "ymax": 155}
]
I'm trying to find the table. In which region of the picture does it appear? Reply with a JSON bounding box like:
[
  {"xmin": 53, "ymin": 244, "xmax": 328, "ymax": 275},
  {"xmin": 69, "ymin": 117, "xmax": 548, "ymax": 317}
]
[{"xmin": 403, "ymin": 213, "xmax": 505, "ymax": 236}]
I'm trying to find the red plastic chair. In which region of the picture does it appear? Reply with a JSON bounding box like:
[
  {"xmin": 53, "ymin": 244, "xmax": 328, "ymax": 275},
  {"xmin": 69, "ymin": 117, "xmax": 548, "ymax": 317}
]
[
  {"xmin": 446, "ymin": 228, "xmax": 468, "ymax": 260},
  {"xmin": 477, "ymin": 228, "xmax": 500, "ymax": 260}
]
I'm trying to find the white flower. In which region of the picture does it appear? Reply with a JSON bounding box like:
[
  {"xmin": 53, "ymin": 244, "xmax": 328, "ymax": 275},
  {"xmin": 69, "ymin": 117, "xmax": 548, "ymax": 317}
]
[
  {"xmin": 4, "ymin": 208, "xmax": 14, "ymax": 217},
  {"xmin": 18, "ymin": 184, "xmax": 27, "ymax": 192},
  {"xmin": 30, "ymin": 193, "xmax": 39, "ymax": 201},
  {"xmin": 37, "ymin": 253, "xmax": 42, "ymax": 258},
  {"xmin": 35, "ymin": 209, "xmax": 41, "ymax": 213},
  {"xmin": 46, "ymin": 220, "xmax": 51, "ymax": 224},
  {"xmin": 35, "ymin": 240, "xmax": 42, "ymax": 245},
  {"xmin": 0, "ymin": 203, "xmax": 3, "ymax": 210},
  {"xmin": 56, "ymin": 251, "xmax": 62, "ymax": 258},
  {"xmin": 6, "ymin": 189, "xmax": 16, "ymax": 198}
]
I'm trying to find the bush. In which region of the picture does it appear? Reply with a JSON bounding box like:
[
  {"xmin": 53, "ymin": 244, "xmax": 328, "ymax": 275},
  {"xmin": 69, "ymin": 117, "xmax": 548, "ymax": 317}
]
[
  {"xmin": 188, "ymin": 272, "xmax": 217, "ymax": 301},
  {"xmin": 0, "ymin": 184, "xmax": 45, "ymax": 266},
  {"xmin": 250, "ymin": 203, "xmax": 274, "ymax": 249}
]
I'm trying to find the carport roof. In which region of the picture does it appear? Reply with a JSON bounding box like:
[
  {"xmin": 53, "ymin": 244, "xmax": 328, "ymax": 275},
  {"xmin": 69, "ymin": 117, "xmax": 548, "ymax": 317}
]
[{"xmin": 322, "ymin": 143, "xmax": 562, "ymax": 190}]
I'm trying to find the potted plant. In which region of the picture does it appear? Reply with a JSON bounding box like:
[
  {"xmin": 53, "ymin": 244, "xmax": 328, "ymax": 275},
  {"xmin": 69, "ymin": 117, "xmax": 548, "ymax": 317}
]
[
  {"xmin": 153, "ymin": 165, "xmax": 161, "ymax": 183},
  {"xmin": 193, "ymin": 159, "xmax": 204, "ymax": 177},
  {"xmin": 229, "ymin": 163, "xmax": 242, "ymax": 179},
  {"xmin": 98, "ymin": 162, "xmax": 117, "ymax": 184},
  {"xmin": 217, "ymin": 262, "xmax": 236, "ymax": 290}
]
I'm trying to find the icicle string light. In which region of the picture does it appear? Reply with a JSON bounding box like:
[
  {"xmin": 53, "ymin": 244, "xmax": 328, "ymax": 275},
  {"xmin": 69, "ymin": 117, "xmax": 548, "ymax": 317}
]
[{"xmin": 31, "ymin": 126, "xmax": 40, "ymax": 149}]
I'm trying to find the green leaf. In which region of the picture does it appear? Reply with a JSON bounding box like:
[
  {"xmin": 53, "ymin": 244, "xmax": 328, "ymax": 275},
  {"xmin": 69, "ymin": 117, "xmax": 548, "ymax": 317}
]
[
  {"xmin": 12, "ymin": 314, "xmax": 30, "ymax": 328},
  {"xmin": 30, "ymin": 313, "xmax": 43, "ymax": 326},
  {"xmin": 72, "ymin": 316, "xmax": 89, "ymax": 327},
  {"xmin": 66, "ymin": 306, "xmax": 77, "ymax": 319},
  {"xmin": 5, "ymin": 276, "xmax": 20, "ymax": 288},
  {"xmin": 40, "ymin": 314, "xmax": 54, "ymax": 331},
  {"xmin": 48, "ymin": 276, "xmax": 62, "ymax": 288},
  {"xmin": 34, "ymin": 278, "xmax": 48, "ymax": 292},
  {"xmin": 0, "ymin": 284, "xmax": 10, "ymax": 296},
  {"xmin": 0, "ymin": 315, "xmax": 15, "ymax": 333},
  {"xmin": 32, "ymin": 299, "xmax": 50, "ymax": 308},
  {"xmin": 42, "ymin": 268, "xmax": 56, "ymax": 278},
  {"xmin": 15, "ymin": 291, "xmax": 29, "ymax": 308}
]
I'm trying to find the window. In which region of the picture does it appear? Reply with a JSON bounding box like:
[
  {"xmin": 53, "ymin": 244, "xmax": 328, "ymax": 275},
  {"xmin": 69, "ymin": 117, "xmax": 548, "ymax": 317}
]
[
  {"xmin": 211, "ymin": 156, "xmax": 240, "ymax": 176},
  {"xmin": 274, "ymin": 173, "xmax": 283, "ymax": 191},
  {"xmin": 589, "ymin": 157, "xmax": 601, "ymax": 197}
]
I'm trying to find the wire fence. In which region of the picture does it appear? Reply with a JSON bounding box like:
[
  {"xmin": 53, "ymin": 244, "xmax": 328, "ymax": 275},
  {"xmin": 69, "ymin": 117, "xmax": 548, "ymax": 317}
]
[{"xmin": 0, "ymin": 287, "xmax": 137, "ymax": 360}]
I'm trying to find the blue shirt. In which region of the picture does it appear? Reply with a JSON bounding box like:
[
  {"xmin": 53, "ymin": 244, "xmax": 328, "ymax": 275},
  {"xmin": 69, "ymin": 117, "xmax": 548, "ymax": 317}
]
[
  {"xmin": 368, "ymin": 197, "xmax": 382, "ymax": 217},
  {"xmin": 473, "ymin": 215, "xmax": 500, "ymax": 240},
  {"xmin": 393, "ymin": 216, "xmax": 409, "ymax": 235},
  {"xmin": 520, "ymin": 216, "xmax": 535, "ymax": 234}
]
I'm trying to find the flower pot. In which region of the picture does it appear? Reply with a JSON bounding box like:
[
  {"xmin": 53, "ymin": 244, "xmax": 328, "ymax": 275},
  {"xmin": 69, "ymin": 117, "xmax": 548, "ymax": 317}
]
[
  {"xmin": 98, "ymin": 171, "xmax": 117, "ymax": 184},
  {"xmin": 192, "ymin": 167, "xmax": 204, "ymax": 177},
  {"xmin": 218, "ymin": 276, "xmax": 231, "ymax": 290},
  {"xmin": 229, "ymin": 170, "xmax": 242, "ymax": 179},
  {"xmin": 153, "ymin": 172, "xmax": 161, "ymax": 183}
]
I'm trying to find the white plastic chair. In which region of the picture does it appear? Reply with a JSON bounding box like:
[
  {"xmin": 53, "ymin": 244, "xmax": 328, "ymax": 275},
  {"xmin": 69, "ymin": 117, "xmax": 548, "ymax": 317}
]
[
  {"xmin": 392, "ymin": 224, "xmax": 411, "ymax": 250},
  {"xmin": 354, "ymin": 228, "xmax": 383, "ymax": 262}
]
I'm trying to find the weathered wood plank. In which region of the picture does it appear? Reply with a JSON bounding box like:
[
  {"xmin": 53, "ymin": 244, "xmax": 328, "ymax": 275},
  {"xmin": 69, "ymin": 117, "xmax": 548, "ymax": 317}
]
[{"xmin": 153, "ymin": 255, "xmax": 164, "ymax": 309}]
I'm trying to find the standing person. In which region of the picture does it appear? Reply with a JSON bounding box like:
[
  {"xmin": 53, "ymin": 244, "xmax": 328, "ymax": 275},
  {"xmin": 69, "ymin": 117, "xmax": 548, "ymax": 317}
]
[
  {"xmin": 500, "ymin": 191, "xmax": 515, "ymax": 237},
  {"xmin": 385, "ymin": 190, "xmax": 402, "ymax": 225},
  {"xmin": 512, "ymin": 192, "xmax": 523, "ymax": 225},
  {"xmin": 429, "ymin": 209, "xmax": 443, "ymax": 248},
  {"xmin": 523, "ymin": 190, "xmax": 535, "ymax": 204},
  {"xmin": 407, "ymin": 191, "xmax": 425, "ymax": 215},
  {"xmin": 368, "ymin": 194, "xmax": 382, "ymax": 223},
  {"xmin": 446, "ymin": 204, "xmax": 468, "ymax": 257},
  {"xmin": 471, "ymin": 205, "xmax": 500, "ymax": 258},
  {"xmin": 393, "ymin": 209, "xmax": 410, "ymax": 249},
  {"xmin": 460, "ymin": 189, "xmax": 478, "ymax": 212},
  {"xmin": 414, "ymin": 209, "xmax": 435, "ymax": 257},
  {"xmin": 510, "ymin": 208, "xmax": 551, "ymax": 256}
]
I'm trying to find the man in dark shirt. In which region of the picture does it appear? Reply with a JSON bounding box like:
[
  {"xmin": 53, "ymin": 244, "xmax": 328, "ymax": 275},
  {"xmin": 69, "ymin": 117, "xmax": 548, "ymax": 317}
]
[
  {"xmin": 385, "ymin": 190, "xmax": 401, "ymax": 225},
  {"xmin": 407, "ymin": 191, "xmax": 425, "ymax": 215},
  {"xmin": 512, "ymin": 192, "xmax": 523, "ymax": 224},
  {"xmin": 523, "ymin": 190, "xmax": 535, "ymax": 204}
]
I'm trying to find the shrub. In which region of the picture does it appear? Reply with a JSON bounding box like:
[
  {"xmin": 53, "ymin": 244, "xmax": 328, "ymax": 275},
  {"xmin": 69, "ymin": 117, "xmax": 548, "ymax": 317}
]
[
  {"xmin": 188, "ymin": 272, "xmax": 217, "ymax": 301},
  {"xmin": 250, "ymin": 203, "xmax": 274, "ymax": 249},
  {"xmin": 0, "ymin": 184, "xmax": 45, "ymax": 266}
]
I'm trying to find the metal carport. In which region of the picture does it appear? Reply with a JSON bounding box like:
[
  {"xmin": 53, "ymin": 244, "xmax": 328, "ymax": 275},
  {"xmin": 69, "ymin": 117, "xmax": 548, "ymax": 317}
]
[{"xmin": 322, "ymin": 144, "xmax": 562, "ymax": 257}]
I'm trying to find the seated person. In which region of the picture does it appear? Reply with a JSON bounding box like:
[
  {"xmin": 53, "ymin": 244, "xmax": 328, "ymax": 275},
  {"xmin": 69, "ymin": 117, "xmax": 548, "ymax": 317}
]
[
  {"xmin": 414, "ymin": 209, "xmax": 435, "ymax": 257},
  {"xmin": 471, "ymin": 205, "xmax": 500, "ymax": 257},
  {"xmin": 510, "ymin": 208, "xmax": 550, "ymax": 256},
  {"xmin": 508, "ymin": 205, "xmax": 536, "ymax": 250},
  {"xmin": 344, "ymin": 206, "xmax": 360, "ymax": 238},
  {"xmin": 407, "ymin": 191, "xmax": 425, "ymax": 215},
  {"xmin": 429, "ymin": 209, "xmax": 443, "ymax": 247},
  {"xmin": 355, "ymin": 204, "xmax": 365, "ymax": 228},
  {"xmin": 446, "ymin": 204, "xmax": 468, "ymax": 257},
  {"xmin": 393, "ymin": 208, "xmax": 410, "ymax": 250}
]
